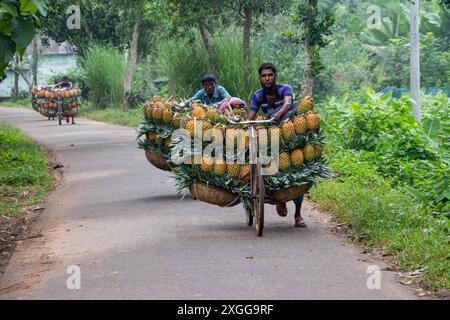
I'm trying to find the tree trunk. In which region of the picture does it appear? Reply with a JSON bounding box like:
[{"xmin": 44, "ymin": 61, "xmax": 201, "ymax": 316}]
[
  {"xmin": 199, "ymin": 24, "xmax": 219, "ymax": 80},
  {"xmin": 32, "ymin": 36, "xmax": 38, "ymax": 86},
  {"xmin": 300, "ymin": 42, "xmax": 314, "ymax": 97},
  {"xmin": 410, "ymin": 0, "xmax": 421, "ymax": 122},
  {"xmin": 300, "ymin": 0, "xmax": 318, "ymax": 98},
  {"xmin": 123, "ymin": 21, "xmax": 140, "ymax": 110},
  {"xmin": 243, "ymin": 7, "xmax": 252, "ymax": 95},
  {"xmin": 14, "ymin": 54, "xmax": 19, "ymax": 100}
]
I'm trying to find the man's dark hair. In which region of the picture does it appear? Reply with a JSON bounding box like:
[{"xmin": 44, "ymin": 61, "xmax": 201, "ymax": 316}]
[
  {"xmin": 62, "ymin": 75, "xmax": 69, "ymax": 80},
  {"xmin": 258, "ymin": 63, "xmax": 277, "ymax": 75},
  {"xmin": 201, "ymin": 74, "xmax": 216, "ymax": 84}
]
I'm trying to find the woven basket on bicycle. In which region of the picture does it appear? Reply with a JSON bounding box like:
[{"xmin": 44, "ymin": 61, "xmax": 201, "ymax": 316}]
[
  {"xmin": 189, "ymin": 180, "xmax": 241, "ymax": 207},
  {"xmin": 40, "ymin": 108, "xmax": 56, "ymax": 117},
  {"xmin": 62, "ymin": 107, "xmax": 79, "ymax": 117},
  {"xmin": 270, "ymin": 183, "xmax": 313, "ymax": 203},
  {"xmin": 145, "ymin": 149, "xmax": 174, "ymax": 171}
]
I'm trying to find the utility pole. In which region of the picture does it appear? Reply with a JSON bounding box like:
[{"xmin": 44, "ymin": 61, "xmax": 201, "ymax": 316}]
[{"xmin": 410, "ymin": 0, "xmax": 421, "ymax": 122}]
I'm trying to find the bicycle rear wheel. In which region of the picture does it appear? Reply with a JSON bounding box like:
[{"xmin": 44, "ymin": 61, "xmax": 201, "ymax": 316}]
[{"xmin": 252, "ymin": 162, "xmax": 265, "ymax": 237}]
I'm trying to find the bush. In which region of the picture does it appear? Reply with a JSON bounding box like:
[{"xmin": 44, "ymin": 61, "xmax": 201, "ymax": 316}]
[
  {"xmin": 319, "ymin": 89, "xmax": 449, "ymax": 217},
  {"xmin": 80, "ymin": 44, "xmax": 126, "ymax": 108}
]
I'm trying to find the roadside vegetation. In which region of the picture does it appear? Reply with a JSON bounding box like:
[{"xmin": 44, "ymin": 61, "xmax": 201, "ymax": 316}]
[{"xmin": 0, "ymin": 123, "xmax": 53, "ymax": 217}]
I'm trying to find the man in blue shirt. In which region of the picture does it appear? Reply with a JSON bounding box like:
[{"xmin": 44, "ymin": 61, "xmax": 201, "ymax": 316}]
[
  {"xmin": 179, "ymin": 74, "xmax": 231, "ymax": 108},
  {"xmin": 248, "ymin": 63, "xmax": 306, "ymax": 227},
  {"xmin": 247, "ymin": 63, "xmax": 296, "ymax": 123}
]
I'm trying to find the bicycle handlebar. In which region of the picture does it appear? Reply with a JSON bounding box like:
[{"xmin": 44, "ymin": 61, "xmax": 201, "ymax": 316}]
[{"xmin": 227, "ymin": 116, "xmax": 275, "ymax": 126}]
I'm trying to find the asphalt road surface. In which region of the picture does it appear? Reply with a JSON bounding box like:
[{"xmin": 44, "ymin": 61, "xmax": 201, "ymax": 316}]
[{"xmin": 0, "ymin": 107, "xmax": 418, "ymax": 299}]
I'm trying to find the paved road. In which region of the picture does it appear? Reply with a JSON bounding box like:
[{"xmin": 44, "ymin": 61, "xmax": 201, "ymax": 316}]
[{"xmin": 0, "ymin": 107, "xmax": 417, "ymax": 300}]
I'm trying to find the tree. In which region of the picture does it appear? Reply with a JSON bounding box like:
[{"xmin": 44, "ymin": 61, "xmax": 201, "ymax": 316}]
[
  {"xmin": 164, "ymin": 0, "xmax": 224, "ymax": 80},
  {"xmin": 285, "ymin": 0, "xmax": 335, "ymax": 97},
  {"xmin": 226, "ymin": 0, "xmax": 290, "ymax": 94},
  {"xmin": 0, "ymin": 0, "xmax": 48, "ymax": 82},
  {"xmin": 410, "ymin": 0, "xmax": 421, "ymax": 122}
]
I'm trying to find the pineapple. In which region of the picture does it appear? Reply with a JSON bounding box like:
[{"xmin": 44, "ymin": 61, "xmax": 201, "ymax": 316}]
[
  {"xmin": 256, "ymin": 114, "xmax": 268, "ymax": 121},
  {"xmin": 192, "ymin": 106, "xmax": 206, "ymax": 118},
  {"xmin": 162, "ymin": 109, "xmax": 174, "ymax": 124},
  {"xmin": 297, "ymin": 96, "xmax": 314, "ymax": 114},
  {"xmin": 185, "ymin": 119, "xmax": 195, "ymax": 138},
  {"xmin": 293, "ymin": 115, "xmax": 307, "ymax": 135},
  {"xmin": 312, "ymin": 144, "xmax": 323, "ymax": 158},
  {"xmin": 290, "ymin": 149, "xmax": 304, "ymax": 167},
  {"xmin": 226, "ymin": 128, "xmax": 238, "ymax": 145},
  {"xmin": 227, "ymin": 162, "xmax": 240, "ymax": 178},
  {"xmin": 239, "ymin": 164, "xmax": 250, "ymax": 180},
  {"xmin": 201, "ymin": 156, "xmax": 214, "ymax": 173},
  {"xmin": 305, "ymin": 111, "xmax": 320, "ymax": 132},
  {"xmin": 201, "ymin": 120, "xmax": 213, "ymax": 135},
  {"xmin": 180, "ymin": 116, "xmax": 190, "ymax": 129},
  {"xmin": 152, "ymin": 106, "xmax": 163, "ymax": 121},
  {"xmin": 237, "ymin": 129, "xmax": 249, "ymax": 149},
  {"xmin": 205, "ymin": 108, "xmax": 220, "ymax": 123},
  {"xmin": 303, "ymin": 144, "xmax": 315, "ymax": 162},
  {"xmin": 281, "ymin": 120, "xmax": 295, "ymax": 141},
  {"xmin": 172, "ymin": 114, "xmax": 182, "ymax": 128},
  {"xmin": 146, "ymin": 104, "xmax": 154, "ymax": 119},
  {"xmin": 146, "ymin": 131, "xmax": 157, "ymax": 141},
  {"xmin": 214, "ymin": 159, "xmax": 227, "ymax": 176},
  {"xmin": 152, "ymin": 96, "xmax": 164, "ymax": 104},
  {"xmin": 279, "ymin": 152, "xmax": 291, "ymax": 171},
  {"xmin": 258, "ymin": 128, "xmax": 268, "ymax": 149}
]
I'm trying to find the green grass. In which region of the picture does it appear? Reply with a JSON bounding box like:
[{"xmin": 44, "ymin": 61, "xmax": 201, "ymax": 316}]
[
  {"xmin": 0, "ymin": 123, "xmax": 53, "ymax": 217},
  {"xmin": 78, "ymin": 104, "xmax": 143, "ymax": 128},
  {"xmin": 309, "ymin": 147, "xmax": 450, "ymax": 290},
  {"xmin": 0, "ymin": 98, "xmax": 32, "ymax": 109}
]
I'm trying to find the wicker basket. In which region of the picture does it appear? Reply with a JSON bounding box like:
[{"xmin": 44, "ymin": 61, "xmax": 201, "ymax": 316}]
[
  {"xmin": 145, "ymin": 149, "xmax": 173, "ymax": 171},
  {"xmin": 40, "ymin": 109, "xmax": 56, "ymax": 117},
  {"xmin": 189, "ymin": 181, "xmax": 241, "ymax": 207},
  {"xmin": 271, "ymin": 183, "xmax": 313, "ymax": 203},
  {"xmin": 62, "ymin": 107, "xmax": 79, "ymax": 117}
]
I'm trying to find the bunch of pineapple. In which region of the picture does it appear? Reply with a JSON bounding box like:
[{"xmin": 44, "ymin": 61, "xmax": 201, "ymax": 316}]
[{"xmin": 30, "ymin": 85, "xmax": 82, "ymax": 117}]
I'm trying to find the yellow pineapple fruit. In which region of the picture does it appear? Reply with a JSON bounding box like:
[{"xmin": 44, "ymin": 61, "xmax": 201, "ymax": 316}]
[
  {"xmin": 172, "ymin": 114, "xmax": 182, "ymax": 128},
  {"xmin": 152, "ymin": 105, "xmax": 164, "ymax": 121},
  {"xmin": 163, "ymin": 109, "xmax": 174, "ymax": 124},
  {"xmin": 239, "ymin": 164, "xmax": 250, "ymax": 180},
  {"xmin": 201, "ymin": 156, "xmax": 214, "ymax": 173},
  {"xmin": 214, "ymin": 159, "xmax": 227, "ymax": 176},
  {"xmin": 293, "ymin": 115, "xmax": 307, "ymax": 135},
  {"xmin": 192, "ymin": 106, "xmax": 206, "ymax": 118},
  {"xmin": 205, "ymin": 108, "xmax": 220, "ymax": 123},
  {"xmin": 185, "ymin": 119, "xmax": 195, "ymax": 138},
  {"xmin": 305, "ymin": 111, "xmax": 320, "ymax": 132},
  {"xmin": 303, "ymin": 144, "xmax": 315, "ymax": 162},
  {"xmin": 227, "ymin": 162, "xmax": 240, "ymax": 178},
  {"xmin": 281, "ymin": 120, "xmax": 295, "ymax": 141},
  {"xmin": 279, "ymin": 152, "xmax": 291, "ymax": 171},
  {"xmin": 290, "ymin": 149, "xmax": 304, "ymax": 167},
  {"xmin": 146, "ymin": 131, "xmax": 157, "ymax": 141},
  {"xmin": 297, "ymin": 96, "xmax": 314, "ymax": 114},
  {"xmin": 312, "ymin": 144, "xmax": 323, "ymax": 158}
]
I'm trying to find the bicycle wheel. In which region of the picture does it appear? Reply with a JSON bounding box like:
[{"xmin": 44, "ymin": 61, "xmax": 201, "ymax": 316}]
[{"xmin": 253, "ymin": 162, "xmax": 265, "ymax": 237}]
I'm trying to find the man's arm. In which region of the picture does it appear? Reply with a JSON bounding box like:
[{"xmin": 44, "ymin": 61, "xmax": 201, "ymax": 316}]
[
  {"xmin": 273, "ymin": 95, "xmax": 292, "ymax": 121},
  {"xmin": 180, "ymin": 90, "xmax": 203, "ymax": 107}
]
